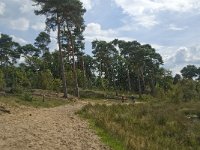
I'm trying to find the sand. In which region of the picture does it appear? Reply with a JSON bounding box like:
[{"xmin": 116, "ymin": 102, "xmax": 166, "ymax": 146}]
[{"xmin": 0, "ymin": 102, "xmax": 110, "ymax": 150}]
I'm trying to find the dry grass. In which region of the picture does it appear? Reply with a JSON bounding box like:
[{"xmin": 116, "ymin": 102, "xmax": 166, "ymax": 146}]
[{"xmin": 78, "ymin": 101, "xmax": 200, "ymax": 150}]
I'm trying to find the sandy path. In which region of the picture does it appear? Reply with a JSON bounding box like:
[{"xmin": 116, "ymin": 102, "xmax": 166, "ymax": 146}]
[{"xmin": 0, "ymin": 102, "xmax": 110, "ymax": 150}]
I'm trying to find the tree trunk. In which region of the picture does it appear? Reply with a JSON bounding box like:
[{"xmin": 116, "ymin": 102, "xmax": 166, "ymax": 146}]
[
  {"xmin": 137, "ymin": 70, "xmax": 142, "ymax": 99},
  {"xmin": 140, "ymin": 67, "xmax": 145, "ymax": 93},
  {"xmin": 81, "ymin": 54, "xmax": 87, "ymax": 89},
  {"xmin": 57, "ymin": 16, "xmax": 68, "ymax": 98},
  {"xmin": 127, "ymin": 68, "xmax": 131, "ymax": 91},
  {"xmin": 150, "ymin": 76, "xmax": 156, "ymax": 97},
  {"xmin": 99, "ymin": 61, "xmax": 103, "ymax": 89},
  {"xmin": 71, "ymin": 45, "xmax": 80, "ymax": 98},
  {"xmin": 67, "ymin": 29, "xmax": 79, "ymax": 98}
]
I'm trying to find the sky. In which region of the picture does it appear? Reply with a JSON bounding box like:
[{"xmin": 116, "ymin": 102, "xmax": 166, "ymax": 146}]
[{"xmin": 0, "ymin": 0, "xmax": 200, "ymax": 74}]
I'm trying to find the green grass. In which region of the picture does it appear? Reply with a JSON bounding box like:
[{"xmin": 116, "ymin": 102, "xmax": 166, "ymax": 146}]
[
  {"xmin": 0, "ymin": 94, "xmax": 69, "ymax": 108},
  {"xmin": 88, "ymin": 119, "xmax": 125, "ymax": 150},
  {"xmin": 78, "ymin": 102, "xmax": 200, "ymax": 150}
]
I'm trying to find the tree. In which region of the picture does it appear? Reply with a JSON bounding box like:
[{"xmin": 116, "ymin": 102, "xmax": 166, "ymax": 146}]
[
  {"xmin": 34, "ymin": 32, "xmax": 51, "ymax": 55},
  {"xmin": 92, "ymin": 40, "xmax": 118, "ymax": 90},
  {"xmin": 113, "ymin": 40, "xmax": 132, "ymax": 92},
  {"xmin": 0, "ymin": 34, "xmax": 21, "ymax": 67},
  {"xmin": 34, "ymin": 32, "xmax": 51, "ymax": 70},
  {"xmin": 142, "ymin": 44, "xmax": 163, "ymax": 96},
  {"xmin": 173, "ymin": 74, "xmax": 181, "ymax": 84},
  {"xmin": 181, "ymin": 65, "xmax": 198, "ymax": 79},
  {"xmin": 21, "ymin": 44, "xmax": 40, "ymax": 57},
  {"xmin": 158, "ymin": 69, "xmax": 173, "ymax": 93},
  {"xmin": 82, "ymin": 55, "xmax": 95, "ymax": 88},
  {"xmin": 62, "ymin": 3, "xmax": 85, "ymax": 97},
  {"xmin": 33, "ymin": 0, "xmax": 86, "ymax": 98}
]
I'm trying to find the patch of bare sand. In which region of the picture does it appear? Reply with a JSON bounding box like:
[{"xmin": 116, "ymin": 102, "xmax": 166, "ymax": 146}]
[{"xmin": 0, "ymin": 102, "xmax": 110, "ymax": 150}]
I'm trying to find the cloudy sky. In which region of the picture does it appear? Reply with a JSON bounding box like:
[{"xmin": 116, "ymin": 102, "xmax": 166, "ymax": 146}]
[{"xmin": 0, "ymin": 0, "xmax": 200, "ymax": 74}]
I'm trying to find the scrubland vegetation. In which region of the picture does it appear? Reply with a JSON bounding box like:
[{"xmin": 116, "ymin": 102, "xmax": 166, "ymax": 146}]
[
  {"xmin": 79, "ymin": 101, "xmax": 200, "ymax": 150},
  {"xmin": 0, "ymin": 93, "xmax": 69, "ymax": 108}
]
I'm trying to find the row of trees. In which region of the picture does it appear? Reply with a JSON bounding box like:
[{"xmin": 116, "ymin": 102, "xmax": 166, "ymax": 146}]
[
  {"xmin": 0, "ymin": 0, "xmax": 199, "ymax": 100},
  {"xmin": 1, "ymin": 30, "xmax": 199, "ymax": 99},
  {"xmin": 91, "ymin": 40, "xmax": 163, "ymax": 97},
  {"xmin": 0, "ymin": 31, "xmax": 91, "ymax": 95}
]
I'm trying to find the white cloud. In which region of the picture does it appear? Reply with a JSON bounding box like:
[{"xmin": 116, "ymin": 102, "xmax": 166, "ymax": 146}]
[
  {"xmin": 168, "ymin": 24, "xmax": 187, "ymax": 31},
  {"xmin": 31, "ymin": 22, "xmax": 45, "ymax": 31},
  {"xmin": 163, "ymin": 46, "xmax": 200, "ymax": 74},
  {"xmin": 135, "ymin": 15, "xmax": 159, "ymax": 28},
  {"xmin": 114, "ymin": 0, "xmax": 200, "ymax": 28},
  {"xmin": 80, "ymin": 0, "xmax": 92, "ymax": 10},
  {"xmin": 11, "ymin": 35, "xmax": 28, "ymax": 45},
  {"xmin": 84, "ymin": 23, "xmax": 117, "ymax": 41},
  {"xmin": 20, "ymin": 2, "xmax": 34, "ymax": 13},
  {"xmin": 10, "ymin": 18, "xmax": 30, "ymax": 31},
  {"xmin": 84, "ymin": 23, "xmax": 136, "ymax": 42},
  {"xmin": 0, "ymin": 2, "xmax": 6, "ymax": 16}
]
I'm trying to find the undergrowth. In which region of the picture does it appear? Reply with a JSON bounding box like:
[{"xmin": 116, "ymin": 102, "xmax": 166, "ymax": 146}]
[
  {"xmin": 78, "ymin": 102, "xmax": 200, "ymax": 150},
  {"xmin": 0, "ymin": 95, "xmax": 69, "ymax": 108}
]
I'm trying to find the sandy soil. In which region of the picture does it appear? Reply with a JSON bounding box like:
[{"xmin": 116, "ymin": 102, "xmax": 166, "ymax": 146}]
[{"xmin": 0, "ymin": 102, "xmax": 110, "ymax": 150}]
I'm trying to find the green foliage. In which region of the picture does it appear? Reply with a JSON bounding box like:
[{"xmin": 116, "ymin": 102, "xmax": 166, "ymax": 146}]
[
  {"xmin": 34, "ymin": 31, "xmax": 51, "ymax": 55},
  {"xmin": 20, "ymin": 93, "xmax": 33, "ymax": 102},
  {"xmin": 0, "ymin": 95, "xmax": 69, "ymax": 108},
  {"xmin": 79, "ymin": 102, "xmax": 200, "ymax": 150},
  {"xmin": 66, "ymin": 71, "xmax": 74, "ymax": 87},
  {"xmin": 11, "ymin": 85, "xmax": 23, "ymax": 94},
  {"xmin": 173, "ymin": 74, "xmax": 181, "ymax": 84},
  {"xmin": 39, "ymin": 69, "xmax": 54, "ymax": 90},
  {"xmin": 171, "ymin": 79, "xmax": 199, "ymax": 102},
  {"xmin": 86, "ymin": 118, "xmax": 125, "ymax": 150},
  {"xmin": 95, "ymin": 77, "xmax": 109, "ymax": 90},
  {"xmin": 51, "ymin": 78, "xmax": 62, "ymax": 92},
  {"xmin": 0, "ymin": 69, "xmax": 5, "ymax": 91},
  {"xmin": 79, "ymin": 90, "xmax": 105, "ymax": 99},
  {"xmin": 77, "ymin": 69, "xmax": 85, "ymax": 88},
  {"xmin": 0, "ymin": 34, "xmax": 21, "ymax": 66},
  {"xmin": 181, "ymin": 65, "xmax": 198, "ymax": 79}
]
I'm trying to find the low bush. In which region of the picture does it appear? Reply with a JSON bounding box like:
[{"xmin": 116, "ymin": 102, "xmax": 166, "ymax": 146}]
[{"xmin": 21, "ymin": 93, "xmax": 33, "ymax": 102}]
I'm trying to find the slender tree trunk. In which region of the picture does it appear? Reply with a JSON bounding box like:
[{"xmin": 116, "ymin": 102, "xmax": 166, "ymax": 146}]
[
  {"xmin": 140, "ymin": 67, "xmax": 145, "ymax": 93},
  {"xmin": 67, "ymin": 28, "xmax": 79, "ymax": 98},
  {"xmin": 137, "ymin": 70, "xmax": 142, "ymax": 99},
  {"xmin": 127, "ymin": 68, "xmax": 131, "ymax": 91},
  {"xmin": 150, "ymin": 76, "xmax": 156, "ymax": 96},
  {"xmin": 99, "ymin": 61, "xmax": 103, "ymax": 89},
  {"xmin": 113, "ymin": 72, "xmax": 118, "ymax": 96},
  {"xmin": 81, "ymin": 54, "xmax": 87, "ymax": 89},
  {"xmin": 57, "ymin": 16, "xmax": 68, "ymax": 98},
  {"xmin": 71, "ymin": 45, "xmax": 80, "ymax": 98}
]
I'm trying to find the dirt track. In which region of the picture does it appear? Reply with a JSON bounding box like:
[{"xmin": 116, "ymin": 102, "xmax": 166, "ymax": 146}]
[{"xmin": 0, "ymin": 102, "xmax": 110, "ymax": 150}]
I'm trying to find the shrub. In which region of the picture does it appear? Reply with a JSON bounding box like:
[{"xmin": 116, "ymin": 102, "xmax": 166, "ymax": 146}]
[
  {"xmin": 39, "ymin": 69, "xmax": 54, "ymax": 90},
  {"xmin": 0, "ymin": 70, "xmax": 5, "ymax": 91},
  {"xmin": 21, "ymin": 93, "xmax": 33, "ymax": 102},
  {"xmin": 11, "ymin": 85, "xmax": 23, "ymax": 94},
  {"xmin": 52, "ymin": 78, "xmax": 62, "ymax": 92},
  {"xmin": 171, "ymin": 79, "xmax": 199, "ymax": 102}
]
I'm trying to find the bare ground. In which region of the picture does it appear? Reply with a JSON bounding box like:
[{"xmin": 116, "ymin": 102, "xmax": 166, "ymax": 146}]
[{"xmin": 0, "ymin": 101, "xmax": 110, "ymax": 150}]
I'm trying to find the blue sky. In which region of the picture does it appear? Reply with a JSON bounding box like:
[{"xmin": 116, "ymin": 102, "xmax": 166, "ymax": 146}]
[{"xmin": 0, "ymin": 0, "xmax": 200, "ymax": 74}]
